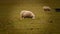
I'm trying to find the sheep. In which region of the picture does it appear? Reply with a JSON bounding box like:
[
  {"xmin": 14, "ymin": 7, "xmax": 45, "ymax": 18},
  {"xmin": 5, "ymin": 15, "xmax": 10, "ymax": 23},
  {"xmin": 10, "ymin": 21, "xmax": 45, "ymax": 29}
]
[
  {"xmin": 43, "ymin": 6, "xmax": 51, "ymax": 11},
  {"xmin": 20, "ymin": 10, "xmax": 35, "ymax": 20}
]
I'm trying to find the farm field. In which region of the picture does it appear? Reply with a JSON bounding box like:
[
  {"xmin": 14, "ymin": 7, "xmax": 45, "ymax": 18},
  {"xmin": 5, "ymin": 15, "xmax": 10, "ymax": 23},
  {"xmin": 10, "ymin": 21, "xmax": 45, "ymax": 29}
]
[{"xmin": 0, "ymin": 0, "xmax": 60, "ymax": 34}]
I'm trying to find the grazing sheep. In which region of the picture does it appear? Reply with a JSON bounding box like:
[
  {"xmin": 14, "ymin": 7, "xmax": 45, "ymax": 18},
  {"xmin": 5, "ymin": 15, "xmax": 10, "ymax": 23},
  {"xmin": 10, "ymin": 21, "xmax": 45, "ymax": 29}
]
[
  {"xmin": 43, "ymin": 6, "xmax": 51, "ymax": 11},
  {"xmin": 20, "ymin": 10, "xmax": 35, "ymax": 20}
]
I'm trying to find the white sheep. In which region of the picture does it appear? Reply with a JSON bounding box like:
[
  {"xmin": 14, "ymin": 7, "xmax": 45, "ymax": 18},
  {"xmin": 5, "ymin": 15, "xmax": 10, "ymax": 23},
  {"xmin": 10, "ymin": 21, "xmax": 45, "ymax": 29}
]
[
  {"xmin": 20, "ymin": 10, "xmax": 35, "ymax": 20},
  {"xmin": 43, "ymin": 6, "xmax": 51, "ymax": 11}
]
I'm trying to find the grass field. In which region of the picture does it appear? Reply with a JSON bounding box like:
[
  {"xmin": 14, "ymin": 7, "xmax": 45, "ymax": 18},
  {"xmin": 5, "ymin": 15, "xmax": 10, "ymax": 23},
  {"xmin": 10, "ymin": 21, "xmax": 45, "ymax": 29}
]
[{"xmin": 0, "ymin": 0, "xmax": 60, "ymax": 34}]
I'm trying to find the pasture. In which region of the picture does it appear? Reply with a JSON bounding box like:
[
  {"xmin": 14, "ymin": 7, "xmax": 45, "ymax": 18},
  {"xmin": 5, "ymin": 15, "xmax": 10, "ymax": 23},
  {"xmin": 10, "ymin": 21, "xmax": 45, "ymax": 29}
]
[{"xmin": 0, "ymin": 0, "xmax": 60, "ymax": 34}]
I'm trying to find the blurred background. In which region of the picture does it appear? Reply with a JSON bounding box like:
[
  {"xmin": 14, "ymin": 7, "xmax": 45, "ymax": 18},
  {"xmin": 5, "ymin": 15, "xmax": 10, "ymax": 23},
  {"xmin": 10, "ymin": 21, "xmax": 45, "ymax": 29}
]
[{"xmin": 0, "ymin": 0, "xmax": 60, "ymax": 34}]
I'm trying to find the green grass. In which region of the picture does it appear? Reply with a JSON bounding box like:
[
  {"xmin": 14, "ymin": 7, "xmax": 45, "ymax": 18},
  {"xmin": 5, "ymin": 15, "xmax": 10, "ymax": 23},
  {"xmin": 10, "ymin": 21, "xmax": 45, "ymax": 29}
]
[{"xmin": 0, "ymin": 0, "xmax": 60, "ymax": 34}]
